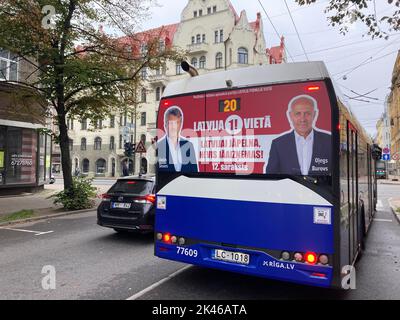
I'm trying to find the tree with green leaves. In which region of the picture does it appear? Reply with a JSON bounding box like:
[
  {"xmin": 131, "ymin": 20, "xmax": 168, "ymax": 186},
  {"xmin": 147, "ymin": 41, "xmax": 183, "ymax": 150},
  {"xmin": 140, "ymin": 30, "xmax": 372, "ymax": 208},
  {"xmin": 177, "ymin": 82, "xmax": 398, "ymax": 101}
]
[
  {"xmin": 295, "ymin": 0, "xmax": 400, "ymax": 39},
  {"xmin": 0, "ymin": 0, "xmax": 184, "ymax": 192}
]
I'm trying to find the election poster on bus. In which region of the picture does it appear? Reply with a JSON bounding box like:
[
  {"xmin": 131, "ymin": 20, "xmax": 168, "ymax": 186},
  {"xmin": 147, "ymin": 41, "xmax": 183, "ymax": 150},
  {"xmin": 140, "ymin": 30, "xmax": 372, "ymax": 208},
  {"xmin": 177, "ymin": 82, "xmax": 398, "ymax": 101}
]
[{"xmin": 157, "ymin": 81, "xmax": 332, "ymax": 176}]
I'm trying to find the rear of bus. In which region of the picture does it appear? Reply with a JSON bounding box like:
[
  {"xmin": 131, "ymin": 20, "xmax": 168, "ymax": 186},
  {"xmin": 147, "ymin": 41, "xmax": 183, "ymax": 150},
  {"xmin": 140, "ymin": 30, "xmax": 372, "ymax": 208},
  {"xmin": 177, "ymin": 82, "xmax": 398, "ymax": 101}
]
[{"xmin": 154, "ymin": 64, "xmax": 340, "ymax": 288}]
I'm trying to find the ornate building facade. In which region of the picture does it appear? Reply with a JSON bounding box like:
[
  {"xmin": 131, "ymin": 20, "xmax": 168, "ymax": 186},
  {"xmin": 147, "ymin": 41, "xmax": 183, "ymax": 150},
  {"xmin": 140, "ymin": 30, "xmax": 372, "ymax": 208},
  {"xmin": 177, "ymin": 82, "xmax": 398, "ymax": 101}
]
[{"xmin": 68, "ymin": 0, "xmax": 286, "ymax": 177}]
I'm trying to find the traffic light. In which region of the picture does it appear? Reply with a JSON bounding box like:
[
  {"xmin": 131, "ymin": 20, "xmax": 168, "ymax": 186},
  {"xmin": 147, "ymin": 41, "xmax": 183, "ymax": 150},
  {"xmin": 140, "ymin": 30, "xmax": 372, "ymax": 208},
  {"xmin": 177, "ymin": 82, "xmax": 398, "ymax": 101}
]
[{"xmin": 124, "ymin": 142, "xmax": 135, "ymax": 157}]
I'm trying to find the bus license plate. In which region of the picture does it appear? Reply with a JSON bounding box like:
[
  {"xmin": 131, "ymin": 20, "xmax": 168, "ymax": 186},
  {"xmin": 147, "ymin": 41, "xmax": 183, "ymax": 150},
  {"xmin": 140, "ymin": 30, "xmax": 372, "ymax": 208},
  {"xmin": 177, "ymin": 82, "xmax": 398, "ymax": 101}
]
[{"xmin": 213, "ymin": 249, "xmax": 250, "ymax": 265}]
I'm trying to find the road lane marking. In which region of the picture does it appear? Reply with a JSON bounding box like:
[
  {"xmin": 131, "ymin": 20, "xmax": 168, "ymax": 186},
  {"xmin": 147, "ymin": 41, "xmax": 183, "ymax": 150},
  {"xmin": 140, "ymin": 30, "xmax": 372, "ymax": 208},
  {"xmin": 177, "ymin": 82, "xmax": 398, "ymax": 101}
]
[
  {"xmin": 0, "ymin": 227, "xmax": 54, "ymax": 236},
  {"xmin": 126, "ymin": 265, "xmax": 192, "ymax": 300},
  {"xmin": 374, "ymin": 219, "xmax": 393, "ymax": 222}
]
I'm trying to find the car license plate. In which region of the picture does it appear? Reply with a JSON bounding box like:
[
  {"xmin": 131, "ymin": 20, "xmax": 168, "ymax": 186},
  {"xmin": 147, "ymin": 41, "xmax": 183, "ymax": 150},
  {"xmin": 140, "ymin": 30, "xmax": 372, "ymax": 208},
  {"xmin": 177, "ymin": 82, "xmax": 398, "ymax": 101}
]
[
  {"xmin": 111, "ymin": 202, "xmax": 131, "ymax": 209},
  {"xmin": 213, "ymin": 249, "xmax": 250, "ymax": 265}
]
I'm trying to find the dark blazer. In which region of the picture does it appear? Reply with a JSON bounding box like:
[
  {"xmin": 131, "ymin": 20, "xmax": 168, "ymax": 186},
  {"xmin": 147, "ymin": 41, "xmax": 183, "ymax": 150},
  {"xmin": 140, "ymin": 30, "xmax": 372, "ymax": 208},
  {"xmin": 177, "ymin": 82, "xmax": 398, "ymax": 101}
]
[
  {"xmin": 265, "ymin": 130, "xmax": 331, "ymax": 175},
  {"xmin": 157, "ymin": 137, "xmax": 198, "ymax": 173}
]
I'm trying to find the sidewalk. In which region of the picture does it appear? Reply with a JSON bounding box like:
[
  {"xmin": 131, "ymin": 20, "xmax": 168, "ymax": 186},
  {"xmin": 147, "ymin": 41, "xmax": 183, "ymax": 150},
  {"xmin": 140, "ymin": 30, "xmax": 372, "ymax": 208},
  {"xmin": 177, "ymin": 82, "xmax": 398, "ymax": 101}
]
[
  {"xmin": 388, "ymin": 197, "xmax": 400, "ymax": 224},
  {"xmin": 0, "ymin": 187, "xmax": 101, "ymax": 225}
]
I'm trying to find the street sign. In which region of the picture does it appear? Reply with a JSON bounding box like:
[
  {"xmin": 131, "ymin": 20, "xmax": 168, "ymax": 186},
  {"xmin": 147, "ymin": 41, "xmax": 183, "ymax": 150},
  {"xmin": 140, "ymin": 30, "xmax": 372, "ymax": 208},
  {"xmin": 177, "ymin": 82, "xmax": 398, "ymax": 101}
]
[
  {"xmin": 383, "ymin": 147, "xmax": 390, "ymax": 154},
  {"xmin": 392, "ymin": 152, "xmax": 400, "ymax": 161},
  {"xmin": 382, "ymin": 154, "xmax": 390, "ymax": 161},
  {"xmin": 135, "ymin": 141, "xmax": 146, "ymax": 153}
]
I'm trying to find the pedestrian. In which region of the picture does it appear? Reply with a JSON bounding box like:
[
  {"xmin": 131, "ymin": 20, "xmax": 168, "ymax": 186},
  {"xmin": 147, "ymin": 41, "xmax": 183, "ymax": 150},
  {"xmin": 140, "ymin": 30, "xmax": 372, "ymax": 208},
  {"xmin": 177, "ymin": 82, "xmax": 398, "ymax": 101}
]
[
  {"xmin": 74, "ymin": 166, "xmax": 81, "ymax": 177},
  {"xmin": 122, "ymin": 160, "xmax": 129, "ymax": 177}
]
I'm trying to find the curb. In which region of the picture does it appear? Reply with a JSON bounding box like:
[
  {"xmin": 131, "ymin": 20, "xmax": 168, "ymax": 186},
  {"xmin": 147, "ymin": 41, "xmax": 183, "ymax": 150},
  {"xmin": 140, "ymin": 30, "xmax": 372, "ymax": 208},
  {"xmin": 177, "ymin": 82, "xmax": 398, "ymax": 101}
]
[
  {"xmin": 0, "ymin": 207, "xmax": 96, "ymax": 227},
  {"xmin": 388, "ymin": 197, "xmax": 400, "ymax": 225}
]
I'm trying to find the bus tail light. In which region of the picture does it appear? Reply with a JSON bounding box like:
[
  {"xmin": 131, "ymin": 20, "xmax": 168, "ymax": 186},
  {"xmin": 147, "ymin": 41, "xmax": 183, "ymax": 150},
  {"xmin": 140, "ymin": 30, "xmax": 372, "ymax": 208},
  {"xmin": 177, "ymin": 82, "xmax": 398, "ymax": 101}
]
[
  {"xmin": 306, "ymin": 85, "xmax": 320, "ymax": 91},
  {"xmin": 178, "ymin": 237, "xmax": 186, "ymax": 245},
  {"xmin": 305, "ymin": 252, "xmax": 317, "ymax": 264},
  {"xmin": 294, "ymin": 252, "xmax": 303, "ymax": 262},
  {"xmin": 319, "ymin": 254, "xmax": 329, "ymax": 265},
  {"xmin": 311, "ymin": 272, "xmax": 326, "ymax": 278},
  {"xmin": 156, "ymin": 233, "xmax": 163, "ymax": 241},
  {"xmin": 281, "ymin": 251, "xmax": 290, "ymax": 261},
  {"xmin": 163, "ymin": 233, "xmax": 171, "ymax": 243},
  {"xmin": 171, "ymin": 236, "xmax": 178, "ymax": 244}
]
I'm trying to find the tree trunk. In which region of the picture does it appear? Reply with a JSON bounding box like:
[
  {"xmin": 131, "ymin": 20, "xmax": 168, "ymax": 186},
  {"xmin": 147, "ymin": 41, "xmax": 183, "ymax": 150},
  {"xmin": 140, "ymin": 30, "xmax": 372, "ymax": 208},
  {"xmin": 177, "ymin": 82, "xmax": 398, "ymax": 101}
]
[{"xmin": 58, "ymin": 112, "xmax": 73, "ymax": 190}]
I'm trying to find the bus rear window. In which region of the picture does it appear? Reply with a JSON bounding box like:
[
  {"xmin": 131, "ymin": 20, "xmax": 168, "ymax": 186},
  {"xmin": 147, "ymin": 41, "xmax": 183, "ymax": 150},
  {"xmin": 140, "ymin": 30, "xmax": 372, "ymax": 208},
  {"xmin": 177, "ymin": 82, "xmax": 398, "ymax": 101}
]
[{"xmin": 157, "ymin": 81, "xmax": 332, "ymax": 176}]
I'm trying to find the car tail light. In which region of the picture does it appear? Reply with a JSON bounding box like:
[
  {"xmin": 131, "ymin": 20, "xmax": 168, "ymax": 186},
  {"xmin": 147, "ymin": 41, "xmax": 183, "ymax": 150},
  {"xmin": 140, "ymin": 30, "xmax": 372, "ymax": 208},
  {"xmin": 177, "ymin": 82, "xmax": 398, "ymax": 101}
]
[
  {"xmin": 305, "ymin": 252, "xmax": 317, "ymax": 264},
  {"xmin": 133, "ymin": 194, "xmax": 156, "ymax": 204},
  {"xmin": 101, "ymin": 194, "xmax": 111, "ymax": 201}
]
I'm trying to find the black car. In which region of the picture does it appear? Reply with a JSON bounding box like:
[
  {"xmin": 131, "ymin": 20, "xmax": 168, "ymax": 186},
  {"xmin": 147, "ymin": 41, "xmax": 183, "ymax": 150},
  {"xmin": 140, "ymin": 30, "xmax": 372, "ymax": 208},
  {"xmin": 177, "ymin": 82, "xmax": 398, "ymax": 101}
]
[{"xmin": 97, "ymin": 176, "xmax": 156, "ymax": 233}]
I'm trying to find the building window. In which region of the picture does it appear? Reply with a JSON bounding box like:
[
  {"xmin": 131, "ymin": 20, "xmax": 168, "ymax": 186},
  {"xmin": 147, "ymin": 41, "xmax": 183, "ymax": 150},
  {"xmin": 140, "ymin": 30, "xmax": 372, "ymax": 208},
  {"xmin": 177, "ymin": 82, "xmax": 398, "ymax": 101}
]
[
  {"xmin": 194, "ymin": 11, "xmax": 197, "ymax": 18},
  {"xmin": 238, "ymin": 47, "xmax": 248, "ymax": 64},
  {"xmin": 141, "ymin": 88, "xmax": 147, "ymax": 103},
  {"xmin": 207, "ymin": 7, "xmax": 211, "ymax": 14},
  {"xmin": 199, "ymin": 9, "xmax": 202, "ymax": 16},
  {"xmin": 220, "ymin": 30, "xmax": 224, "ymax": 42},
  {"xmin": 140, "ymin": 157, "xmax": 148, "ymax": 174},
  {"xmin": 81, "ymin": 138, "xmax": 86, "ymax": 151},
  {"xmin": 119, "ymin": 134, "xmax": 123, "ymax": 149},
  {"xmin": 191, "ymin": 57, "xmax": 198, "ymax": 68},
  {"xmin": 67, "ymin": 118, "xmax": 74, "ymax": 130},
  {"xmin": 156, "ymin": 87, "xmax": 161, "ymax": 101},
  {"xmin": 202, "ymin": 34, "xmax": 206, "ymax": 43},
  {"xmin": 110, "ymin": 116, "xmax": 115, "ymax": 128},
  {"xmin": 191, "ymin": 36, "xmax": 195, "ymax": 44},
  {"xmin": 0, "ymin": 48, "xmax": 18, "ymax": 81},
  {"xmin": 81, "ymin": 119, "xmax": 87, "ymax": 130},
  {"xmin": 69, "ymin": 139, "xmax": 73, "ymax": 151},
  {"xmin": 196, "ymin": 34, "xmax": 201, "ymax": 43},
  {"xmin": 141, "ymin": 112, "xmax": 146, "ymax": 126},
  {"xmin": 96, "ymin": 159, "xmax": 106, "ymax": 174},
  {"xmin": 141, "ymin": 67, "xmax": 147, "ymax": 80},
  {"xmin": 95, "ymin": 120, "xmax": 103, "ymax": 129},
  {"xmin": 94, "ymin": 137, "xmax": 102, "ymax": 150},
  {"xmin": 140, "ymin": 134, "xmax": 146, "ymax": 144},
  {"xmin": 110, "ymin": 136, "xmax": 115, "ymax": 150},
  {"xmin": 199, "ymin": 56, "xmax": 206, "ymax": 69},
  {"xmin": 176, "ymin": 63, "xmax": 182, "ymax": 75},
  {"xmin": 215, "ymin": 31, "xmax": 218, "ymax": 43},
  {"xmin": 82, "ymin": 159, "xmax": 89, "ymax": 173},
  {"xmin": 216, "ymin": 52, "xmax": 223, "ymax": 69},
  {"xmin": 213, "ymin": 6, "xmax": 217, "ymax": 13},
  {"xmin": 159, "ymin": 40, "xmax": 165, "ymax": 52}
]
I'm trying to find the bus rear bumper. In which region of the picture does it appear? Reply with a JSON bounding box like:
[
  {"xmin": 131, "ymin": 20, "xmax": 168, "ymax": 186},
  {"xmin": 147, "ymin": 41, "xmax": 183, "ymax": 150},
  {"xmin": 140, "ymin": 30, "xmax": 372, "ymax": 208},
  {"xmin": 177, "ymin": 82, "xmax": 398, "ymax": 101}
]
[{"xmin": 155, "ymin": 242, "xmax": 334, "ymax": 288}]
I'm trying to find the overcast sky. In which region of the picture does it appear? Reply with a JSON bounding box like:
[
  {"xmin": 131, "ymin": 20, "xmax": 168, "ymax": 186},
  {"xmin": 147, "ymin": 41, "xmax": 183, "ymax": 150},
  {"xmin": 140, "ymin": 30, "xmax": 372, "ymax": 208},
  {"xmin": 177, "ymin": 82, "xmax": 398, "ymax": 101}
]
[{"xmin": 141, "ymin": 0, "xmax": 399, "ymax": 137}]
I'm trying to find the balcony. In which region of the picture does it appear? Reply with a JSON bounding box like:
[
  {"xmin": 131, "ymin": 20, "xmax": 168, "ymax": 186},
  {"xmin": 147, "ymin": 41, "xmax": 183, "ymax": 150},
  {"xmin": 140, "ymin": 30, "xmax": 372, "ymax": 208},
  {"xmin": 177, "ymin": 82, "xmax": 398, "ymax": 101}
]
[
  {"xmin": 148, "ymin": 73, "xmax": 168, "ymax": 85},
  {"xmin": 187, "ymin": 42, "xmax": 209, "ymax": 54}
]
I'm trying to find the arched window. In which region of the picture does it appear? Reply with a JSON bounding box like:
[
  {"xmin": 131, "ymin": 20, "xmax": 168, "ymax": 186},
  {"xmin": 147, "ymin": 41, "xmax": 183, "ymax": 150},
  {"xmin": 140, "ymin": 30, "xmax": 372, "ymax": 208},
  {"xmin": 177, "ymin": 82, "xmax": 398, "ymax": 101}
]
[
  {"xmin": 109, "ymin": 136, "xmax": 115, "ymax": 150},
  {"xmin": 82, "ymin": 159, "xmax": 90, "ymax": 173},
  {"xmin": 94, "ymin": 137, "xmax": 102, "ymax": 150},
  {"xmin": 141, "ymin": 88, "xmax": 147, "ymax": 102},
  {"xmin": 199, "ymin": 56, "xmax": 206, "ymax": 69},
  {"xmin": 196, "ymin": 34, "xmax": 201, "ymax": 43},
  {"xmin": 191, "ymin": 57, "xmax": 198, "ymax": 68},
  {"xmin": 215, "ymin": 52, "xmax": 223, "ymax": 69},
  {"xmin": 96, "ymin": 159, "xmax": 106, "ymax": 174},
  {"xmin": 238, "ymin": 47, "xmax": 248, "ymax": 64},
  {"xmin": 81, "ymin": 138, "xmax": 86, "ymax": 151}
]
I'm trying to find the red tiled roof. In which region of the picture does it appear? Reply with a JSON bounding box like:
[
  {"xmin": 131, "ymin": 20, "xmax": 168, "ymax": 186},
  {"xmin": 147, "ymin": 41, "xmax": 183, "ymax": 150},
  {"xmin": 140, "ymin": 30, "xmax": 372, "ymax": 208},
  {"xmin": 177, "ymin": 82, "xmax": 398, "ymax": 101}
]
[{"xmin": 266, "ymin": 36, "xmax": 285, "ymax": 64}]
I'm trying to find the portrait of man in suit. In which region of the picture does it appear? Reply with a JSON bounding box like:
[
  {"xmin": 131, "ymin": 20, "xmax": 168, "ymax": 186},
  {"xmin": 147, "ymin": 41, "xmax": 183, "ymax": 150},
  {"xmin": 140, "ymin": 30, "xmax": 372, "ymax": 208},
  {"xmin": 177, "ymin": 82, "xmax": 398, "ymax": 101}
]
[
  {"xmin": 157, "ymin": 106, "xmax": 198, "ymax": 173},
  {"xmin": 265, "ymin": 94, "xmax": 331, "ymax": 175}
]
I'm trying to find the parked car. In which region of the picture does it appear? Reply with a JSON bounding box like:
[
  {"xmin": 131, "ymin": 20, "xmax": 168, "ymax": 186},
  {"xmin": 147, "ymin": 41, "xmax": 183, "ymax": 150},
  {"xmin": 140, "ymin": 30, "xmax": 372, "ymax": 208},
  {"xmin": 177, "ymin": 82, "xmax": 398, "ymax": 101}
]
[{"xmin": 97, "ymin": 175, "xmax": 156, "ymax": 233}]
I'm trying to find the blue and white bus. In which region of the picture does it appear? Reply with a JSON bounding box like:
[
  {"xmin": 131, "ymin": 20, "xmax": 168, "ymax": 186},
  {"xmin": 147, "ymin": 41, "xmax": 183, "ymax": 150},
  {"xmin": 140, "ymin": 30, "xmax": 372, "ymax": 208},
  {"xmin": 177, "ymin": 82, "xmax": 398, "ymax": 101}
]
[{"xmin": 154, "ymin": 62, "xmax": 379, "ymax": 288}]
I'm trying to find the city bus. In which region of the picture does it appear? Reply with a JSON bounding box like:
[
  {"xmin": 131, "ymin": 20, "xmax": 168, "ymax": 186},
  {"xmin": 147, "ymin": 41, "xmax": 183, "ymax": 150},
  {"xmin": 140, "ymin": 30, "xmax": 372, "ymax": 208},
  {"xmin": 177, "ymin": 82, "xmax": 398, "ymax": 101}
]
[
  {"xmin": 376, "ymin": 159, "xmax": 387, "ymax": 179},
  {"xmin": 154, "ymin": 61, "xmax": 380, "ymax": 288}
]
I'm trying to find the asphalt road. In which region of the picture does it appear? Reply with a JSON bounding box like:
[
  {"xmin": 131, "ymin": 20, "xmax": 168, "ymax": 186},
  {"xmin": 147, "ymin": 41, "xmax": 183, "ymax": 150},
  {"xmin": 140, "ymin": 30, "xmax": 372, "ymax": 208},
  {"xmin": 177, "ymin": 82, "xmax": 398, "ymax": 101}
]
[{"xmin": 0, "ymin": 184, "xmax": 399, "ymax": 300}]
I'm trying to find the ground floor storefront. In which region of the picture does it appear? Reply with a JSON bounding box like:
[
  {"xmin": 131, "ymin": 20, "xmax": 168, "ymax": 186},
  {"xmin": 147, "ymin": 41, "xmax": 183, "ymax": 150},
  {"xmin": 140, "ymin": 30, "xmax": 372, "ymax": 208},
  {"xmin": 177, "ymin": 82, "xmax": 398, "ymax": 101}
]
[{"xmin": 0, "ymin": 123, "xmax": 52, "ymax": 194}]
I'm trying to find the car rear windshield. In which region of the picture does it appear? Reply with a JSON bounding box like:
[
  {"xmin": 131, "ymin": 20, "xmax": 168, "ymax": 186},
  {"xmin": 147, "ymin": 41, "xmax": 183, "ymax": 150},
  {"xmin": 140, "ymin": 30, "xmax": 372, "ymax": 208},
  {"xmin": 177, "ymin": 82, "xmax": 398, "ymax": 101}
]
[{"xmin": 108, "ymin": 180, "xmax": 154, "ymax": 195}]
